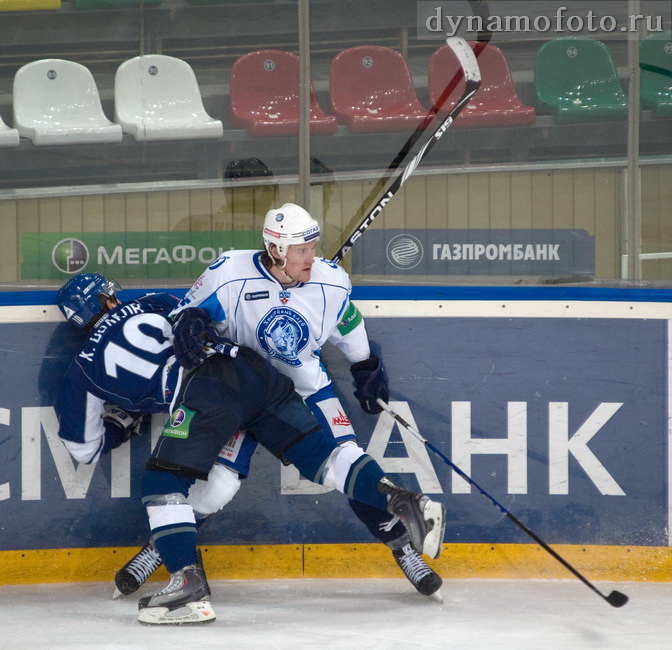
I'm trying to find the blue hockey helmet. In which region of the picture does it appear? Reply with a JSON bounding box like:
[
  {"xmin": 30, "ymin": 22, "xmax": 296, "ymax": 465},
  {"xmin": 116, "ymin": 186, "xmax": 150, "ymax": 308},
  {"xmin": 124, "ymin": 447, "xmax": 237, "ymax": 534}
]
[{"xmin": 56, "ymin": 272, "xmax": 121, "ymax": 329}]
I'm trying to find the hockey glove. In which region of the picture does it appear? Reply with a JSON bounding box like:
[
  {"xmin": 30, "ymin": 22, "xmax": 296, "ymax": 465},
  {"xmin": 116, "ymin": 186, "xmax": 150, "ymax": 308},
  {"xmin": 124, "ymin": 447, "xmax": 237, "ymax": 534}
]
[
  {"xmin": 204, "ymin": 326, "xmax": 239, "ymax": 359},
  {"xmin": 172, "ymin": 307, "xmax": 213, "ymax": 370},
  {"xmin": 350, "ymin": 354, "xmax": 389, "ymax": 415},
  {"xmin": 102, "ymin": 405, "xmax": 150, "ymax": 449}
]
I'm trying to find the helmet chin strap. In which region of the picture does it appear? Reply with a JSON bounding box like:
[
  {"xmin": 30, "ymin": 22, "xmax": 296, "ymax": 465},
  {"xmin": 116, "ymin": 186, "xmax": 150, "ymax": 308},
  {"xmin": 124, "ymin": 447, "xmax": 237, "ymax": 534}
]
[{"xmin": 269, "ymin": 251, "xmax": 298, "ymax": 286}]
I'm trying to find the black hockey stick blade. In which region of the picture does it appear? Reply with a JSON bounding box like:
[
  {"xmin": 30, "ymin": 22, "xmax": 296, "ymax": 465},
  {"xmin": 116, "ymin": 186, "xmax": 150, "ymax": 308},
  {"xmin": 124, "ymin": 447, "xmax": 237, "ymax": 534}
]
[
  {"xmin": 376, "ymin": 399, "xmax": 629, "ymax": 608},
  {"xmin": 330, "ymin": 36, "xmax": 481, "ymax": 264},
  {"xmin": 606, "ymin": 590, "xmax": 629, "ymax": 608}
]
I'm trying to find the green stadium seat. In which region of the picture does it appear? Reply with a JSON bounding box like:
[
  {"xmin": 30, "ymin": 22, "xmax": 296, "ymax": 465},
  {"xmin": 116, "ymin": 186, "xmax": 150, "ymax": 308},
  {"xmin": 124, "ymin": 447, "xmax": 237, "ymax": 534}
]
[
  {"xmin": 640, "ymin": 31, "xmax": 672, "ymax": 117},
  {"xmin": 0, "ymin": 0, "xmax": 60, "ymax": 10},
  {"xmin": 534, "ymin": 37, "xmax": 628, "ymax": 123},
  {"xmin": 71, "ymin": 0, "xmax": 160, "ymax": 9}
]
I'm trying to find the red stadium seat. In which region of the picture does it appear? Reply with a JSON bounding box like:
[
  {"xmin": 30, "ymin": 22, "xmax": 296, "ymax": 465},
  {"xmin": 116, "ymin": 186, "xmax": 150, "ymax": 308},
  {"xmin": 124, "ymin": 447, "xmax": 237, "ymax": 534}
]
[
  {"xmin": 429, "ymin": 42, "xmax": 536, "ymax": 128},
  {"xmin": 230, "ymin": 49, "xmax": 337, "ymax": 137},
  {"xmin": 329, "ymin": 45, "xmax": 426, "ymax": 132}
]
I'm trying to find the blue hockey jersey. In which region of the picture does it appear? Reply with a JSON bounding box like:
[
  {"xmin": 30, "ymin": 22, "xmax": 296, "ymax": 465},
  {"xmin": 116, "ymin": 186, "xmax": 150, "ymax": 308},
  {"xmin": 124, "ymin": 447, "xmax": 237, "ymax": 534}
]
[{"xmin": 57, "ymin": 293, "xmax": 182, "ymax": 464}]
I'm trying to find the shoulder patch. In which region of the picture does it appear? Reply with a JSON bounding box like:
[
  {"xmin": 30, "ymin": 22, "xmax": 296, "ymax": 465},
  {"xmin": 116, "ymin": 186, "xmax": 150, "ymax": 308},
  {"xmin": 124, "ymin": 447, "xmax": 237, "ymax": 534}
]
[{"xmin": 337, "ymin": 302, "xmax": 362, "ymax": 336}]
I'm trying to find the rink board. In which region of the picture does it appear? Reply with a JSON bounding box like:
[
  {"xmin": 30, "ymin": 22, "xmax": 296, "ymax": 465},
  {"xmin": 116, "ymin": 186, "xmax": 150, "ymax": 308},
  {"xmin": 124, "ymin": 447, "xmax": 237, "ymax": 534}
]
[{"xmin": 0, "ymin": 285, "xmax": 671, "ymax": 583}]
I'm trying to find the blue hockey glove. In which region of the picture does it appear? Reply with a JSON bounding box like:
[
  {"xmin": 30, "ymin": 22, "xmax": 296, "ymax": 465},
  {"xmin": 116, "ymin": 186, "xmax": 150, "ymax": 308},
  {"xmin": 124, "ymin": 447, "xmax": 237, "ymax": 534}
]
[
  {"xmin": 204, "ymin": 325, "xmax": 239, "ymax": 358},
  {"xmin": 172, "ymin": 307, "xmax": 213, "ymax": 369},
  {"xmin": 350, "ymin": 354, "xmax": 389, "ymax": 415},
  {"xmin": 102, "ymin": 406, "xmax": 150, "ymax": 447}
]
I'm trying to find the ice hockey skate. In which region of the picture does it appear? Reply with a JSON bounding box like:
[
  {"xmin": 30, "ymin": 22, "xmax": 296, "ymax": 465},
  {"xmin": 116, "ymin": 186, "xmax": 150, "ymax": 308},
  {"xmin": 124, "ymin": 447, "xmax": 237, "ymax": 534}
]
[
  {"xmin": 392, "ymin": 542, "xmax": 443, "ymax": 596},
  {"xmin": 378, "ymin": 477, "xmax": 446, "ymax": 560},
  {"xmin": 113, "ymin": 541, "xmax": 163, "ymax": 599},
  {"xmin": 137, "ymin": 563, "xmax": 215, "ymax": 625}
]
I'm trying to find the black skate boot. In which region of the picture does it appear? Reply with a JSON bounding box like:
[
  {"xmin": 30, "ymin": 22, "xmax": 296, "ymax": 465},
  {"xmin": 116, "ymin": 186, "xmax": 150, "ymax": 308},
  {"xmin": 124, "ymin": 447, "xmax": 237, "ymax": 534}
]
[
  {"xmin": 113, "ymin": 541, "xmax": 163, "ymax": 599},
  {"xmin": 392, "ymin": 542, "xmax": 443, "ymax": 596},
  {"xmin": 378, "ymin": 477, "xmax": 446, "ymax": 559},
  {"xmin": 137, "ymin": 563, "xmax": 215, "ymax": 625}
]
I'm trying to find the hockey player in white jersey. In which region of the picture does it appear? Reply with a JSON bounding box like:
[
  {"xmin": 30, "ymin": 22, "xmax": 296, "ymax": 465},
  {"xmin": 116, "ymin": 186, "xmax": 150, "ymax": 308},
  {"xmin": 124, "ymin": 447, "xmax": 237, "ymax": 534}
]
[
  {"xmin": 55, "ymin": 272, "xmax": 446, "ymax": 624},
  {"xmin": 168, "ymin": 202, "xmax": 443, "ymax": 596}
]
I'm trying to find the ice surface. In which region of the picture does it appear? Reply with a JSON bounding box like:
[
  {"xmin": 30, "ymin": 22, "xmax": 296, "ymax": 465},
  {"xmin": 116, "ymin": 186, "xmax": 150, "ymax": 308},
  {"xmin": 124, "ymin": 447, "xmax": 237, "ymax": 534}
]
[{"xmin": 0, "ymin": 578, "xmax": 670, "ymax": 649}]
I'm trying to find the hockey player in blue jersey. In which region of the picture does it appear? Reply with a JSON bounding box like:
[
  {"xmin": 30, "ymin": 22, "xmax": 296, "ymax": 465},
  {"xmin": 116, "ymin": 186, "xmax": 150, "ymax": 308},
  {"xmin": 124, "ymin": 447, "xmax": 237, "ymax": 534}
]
[
  {"xmin": 55, "ymin": 275, "xmax": 177, "ymax": 463},
  {"xmin": 55, "ymin": 273, "xmax": 446, "ymax": 625},
  {"xmin": 167, "ymin": 202, "xmax": 443, "ymax": 597}
]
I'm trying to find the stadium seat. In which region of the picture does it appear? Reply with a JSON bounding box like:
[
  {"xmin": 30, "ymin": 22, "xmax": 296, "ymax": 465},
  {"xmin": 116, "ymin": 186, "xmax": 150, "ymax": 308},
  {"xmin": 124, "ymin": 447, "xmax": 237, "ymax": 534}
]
[
  {"xmin": 71, "ymin": 0, "xmax": 160, "ymax": 9},
  {"xmin": 114, "ymin": 54, "xmax": 223, "ymax": 141},
  {"xmin": 428, "ymin": 42, "xmax": 535, "ymax": 128},
  {"xmin": 534, "ymin": 37, "xmax": 628, "ymax": 122},
  {"xmin": 13, "ymin": 59, "xmax": 122, "ymax": 146},
  {"xmin": 329, "ymin": 45, "xmax": 426, "ymax": 132},
  {"xmin": 640, "ymin": 31, "xmax": 672, "ymax": 117},
  {"xmin": 0, "ymin": 0, "xmax": 60, "ymax": 10},
  {"xmin": 0, "ymin": 113, "xmax": 19, "ymax": 147},
  {"xmin": 230, "ymin": 49, "xmax": 337, "ymax": 136},
  {"xmin": 188, "ymin": 0, "xmax": 271, "ymax": 3}
]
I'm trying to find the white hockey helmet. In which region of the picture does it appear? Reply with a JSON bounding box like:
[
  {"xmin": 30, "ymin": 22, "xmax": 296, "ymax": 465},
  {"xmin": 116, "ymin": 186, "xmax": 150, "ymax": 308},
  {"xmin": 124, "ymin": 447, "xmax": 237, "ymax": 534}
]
[{"xmin": 262, "ymin": 203, "xmax": 320, "ymax": 261}]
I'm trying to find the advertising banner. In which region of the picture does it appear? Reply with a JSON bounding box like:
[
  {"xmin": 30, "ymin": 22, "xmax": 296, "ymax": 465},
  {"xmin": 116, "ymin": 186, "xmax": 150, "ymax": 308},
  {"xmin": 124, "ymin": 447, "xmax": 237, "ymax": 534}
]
[
  {"xmin": 0, "ymin": 295, "xmax": 665, "ymax": 551},
  {"xmin": 21, "ymin": 232, "xmax": 259, "ymax": 280},
  {"xmin": 352, "ymin": 229, "xmax": 595, "ymax": 277}
]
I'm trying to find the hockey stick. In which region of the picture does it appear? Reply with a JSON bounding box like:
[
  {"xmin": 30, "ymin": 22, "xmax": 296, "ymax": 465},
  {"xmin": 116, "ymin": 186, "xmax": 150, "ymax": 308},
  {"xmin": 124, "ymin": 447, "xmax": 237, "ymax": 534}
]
[
  {"xmin": 377, "ymin": 399, "xmax": 629, "ymax": 608},
  {"xmin": 330, "ymin": 35, "xmax": 482, "ymax": 264},
  {"xmin": 398, "ymin": 0, "xmax": 491, "ymax": 163},
  {"xmin": 385, "ymin": 1, "xmax": 491, "ymax": 171},
  {"xmin": 329, "ymin": 2, "xmax": 492, "ymax": 262}
]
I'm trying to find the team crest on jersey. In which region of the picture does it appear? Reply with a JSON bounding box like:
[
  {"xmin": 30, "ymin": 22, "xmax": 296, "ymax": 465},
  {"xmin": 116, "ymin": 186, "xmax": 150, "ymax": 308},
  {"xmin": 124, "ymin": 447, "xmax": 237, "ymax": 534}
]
[
  {"xmin": 279, "ymin": 290, "xmax": 290, "ymax": 304},
  {"xmin": 256, "ymin": 307, "xmax": 310, "ymax": 366}
]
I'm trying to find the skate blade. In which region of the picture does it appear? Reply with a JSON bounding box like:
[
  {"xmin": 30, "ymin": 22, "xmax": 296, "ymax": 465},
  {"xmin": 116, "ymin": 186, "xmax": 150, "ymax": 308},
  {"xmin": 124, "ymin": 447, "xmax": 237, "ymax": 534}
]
[
  {"xmin": 421, "ymin": 501, "xmax": 446, "ymax": 560},
  {"xmin": 429, "ymin": 589, "xmax": 444, "ymax": 604},
  {"xmin": 137, "ymin": 600, "xmax": 216, "ymax": 626},
  {"xmin": 112, "ymin": 587, "xmax": 123, "ymax": 600}
]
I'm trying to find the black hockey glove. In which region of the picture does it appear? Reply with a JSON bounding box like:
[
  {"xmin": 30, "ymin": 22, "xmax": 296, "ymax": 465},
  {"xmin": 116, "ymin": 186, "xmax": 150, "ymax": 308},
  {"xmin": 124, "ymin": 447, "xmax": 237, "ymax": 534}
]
[
  {"xmin": 102, "ymin": 405, "xmax": 150, "ymax": 449},
  {"xmin": 172, "ymin": 307, "xmax": 213, "ymax": 370},
  {"xmin": 350, "ymin": 354, "xmax": 389, "ymax": 415}
]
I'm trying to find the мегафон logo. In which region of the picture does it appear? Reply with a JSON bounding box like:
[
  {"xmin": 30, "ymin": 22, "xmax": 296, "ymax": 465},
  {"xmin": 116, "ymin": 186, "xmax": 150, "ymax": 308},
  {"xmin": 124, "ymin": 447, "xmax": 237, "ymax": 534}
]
[{"xmin": 51, "ymin": 238, "xmax": 90, "ymax": 274}]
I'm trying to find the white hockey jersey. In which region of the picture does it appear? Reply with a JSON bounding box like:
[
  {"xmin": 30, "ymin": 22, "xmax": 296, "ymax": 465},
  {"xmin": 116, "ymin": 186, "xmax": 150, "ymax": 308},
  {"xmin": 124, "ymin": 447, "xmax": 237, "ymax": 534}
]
[{"xmin": 171, "ymin": 250, "xmax": 371, "ymax": 397}]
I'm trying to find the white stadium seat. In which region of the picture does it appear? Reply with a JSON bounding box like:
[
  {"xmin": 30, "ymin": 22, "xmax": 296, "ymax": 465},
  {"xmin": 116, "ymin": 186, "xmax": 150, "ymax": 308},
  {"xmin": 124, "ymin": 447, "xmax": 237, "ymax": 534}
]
[
  {"xmin": 114, "ymin": 54, "xmax": 223, "ymax": 141},
  {"xmin": 13, "ymin": 59, "xmax": 122, "ymax": 146},
  {"xmin": 0, "ymin": 112, "xmax": 19, "ymax": 147}
]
